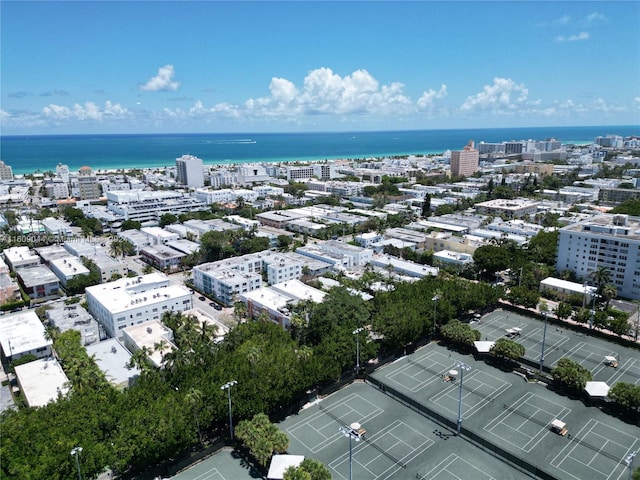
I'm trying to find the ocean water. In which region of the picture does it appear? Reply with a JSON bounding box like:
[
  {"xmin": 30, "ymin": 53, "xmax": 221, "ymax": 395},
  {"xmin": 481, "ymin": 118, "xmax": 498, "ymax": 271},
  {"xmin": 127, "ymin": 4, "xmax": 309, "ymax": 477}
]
[{"xmin": 1, "ymin": 126, "xmax": 638, "ymax": 175}]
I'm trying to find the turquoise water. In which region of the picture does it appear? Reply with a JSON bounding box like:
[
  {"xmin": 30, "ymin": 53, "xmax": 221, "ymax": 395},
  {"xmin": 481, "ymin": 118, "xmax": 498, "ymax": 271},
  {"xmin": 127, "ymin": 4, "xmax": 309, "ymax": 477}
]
[{"xmin": 1, "ymin": 126, "xmax": 637, "ymax": 175}]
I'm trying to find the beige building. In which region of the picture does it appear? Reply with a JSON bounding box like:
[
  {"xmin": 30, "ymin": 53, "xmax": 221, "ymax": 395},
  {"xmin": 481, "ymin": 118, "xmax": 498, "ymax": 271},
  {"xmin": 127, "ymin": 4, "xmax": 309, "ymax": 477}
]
[
  {"xmin": 450, "ymin": 140, "xmax": 479, "ymax": 177},
  {"xmin": 78, "ymin": 166, "xmax": 101, "ymax": 200}
]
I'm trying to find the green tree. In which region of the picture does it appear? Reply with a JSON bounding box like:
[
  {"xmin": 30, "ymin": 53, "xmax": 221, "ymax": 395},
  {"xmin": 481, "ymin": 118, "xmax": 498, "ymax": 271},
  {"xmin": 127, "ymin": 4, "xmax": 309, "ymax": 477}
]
[
  {"xmin": 159, "ymin": 213, "xmax": 178, "ymax": 227},
  {"xmin": 608, "ymin": 382, "xmax": 640, "ymax": 413},
  {"xmin": 554, "ymin": 301, "xmax": 573, "ymax": 321},
  {"xmin": 421, "ymin": 193, "xmax": 431, "ymax": 218},
  {"xmin": 284, "ymin": 459, "xmax": 332, "ymax": 480},
  {"xmin": 552, "ymin": 358, "xmax": 592, "ymax": 392},
  {"xmin": 440, "ymin": 320, "xmax": 481, "ymax": 350},
  {"xmin": 235, "ymin": 413, "xmax": 289, "ymax": 468},
  {"xmin": 120, "ymin": 219, "xmax": 142, "ymax": 231},
  {"xmin": 490, "ymin": 338, "xmax": 525, "ymax": 364}
]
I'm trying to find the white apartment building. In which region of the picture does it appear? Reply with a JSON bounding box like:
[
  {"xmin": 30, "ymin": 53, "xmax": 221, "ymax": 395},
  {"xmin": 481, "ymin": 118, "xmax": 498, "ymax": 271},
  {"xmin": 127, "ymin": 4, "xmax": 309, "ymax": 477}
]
[
  {"xmin": 49, "ymin": 256, "xmax": 91, "ymax": 287},
  {"xmin": 43, "ymin": 178, "xmax": 70, "ymax": 199},
  {"xmin": 122, "ymin": 320, "xmax": 176, "ymax": 369},
  {"xmin": 297, "ymin": 241, "xmax": 373, "ymax": 268},
  {"xmin": 176, "ymin": 154, "xmax": 204, "ymax": 188},
  {"xmin": 41, "ymin": 217, "xmax": 74, "ymax": 237},
  {"xmin": 141, "ymin": 226, "xmax": 180, "ymax": 245},
  {"xmin": 107, "ymin": 190, "xmax": 208, "ymax": 222},
  {"xmin": 192, "ymin": 264, "xmax": 262, "ymax": 306},
  {"xmin": 82, "ymin": 252, "xmax": 128, "ymax": 282},
  {"xmin": 85, "ymin": 272, "xmax": 193, "ymax": 339},
  {"xmin": 0, "ymin": 310, "xmax": 52, "ymax": 361},
  {"xmin": 3, "ymin": 246, "xmax": 40, "ymax": 271},
  {"xmin": 192, "ymin": 188, "xmax": 259, "ymax": 205},
  {"xmin": 556, "ymin": 214, "xmax": 640, "ymax": 300},
  {"xmin": 474, "ymin": 198, "xmax": 540, "ymax": 219}
]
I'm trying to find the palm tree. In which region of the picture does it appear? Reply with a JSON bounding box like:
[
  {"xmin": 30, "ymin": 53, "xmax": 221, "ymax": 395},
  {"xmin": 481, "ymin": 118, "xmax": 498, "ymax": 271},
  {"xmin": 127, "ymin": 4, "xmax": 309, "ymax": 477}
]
[
  {"xmin": 590, "ymin": 266, "xmax": 612, "ymax": 292},
  {"xmin": 601, "ymin": 284, "xmax": 617, "ymax": 310},
  {"xmin": 185, "ymin": 387, "xmax": 204, "ymax": 444}
]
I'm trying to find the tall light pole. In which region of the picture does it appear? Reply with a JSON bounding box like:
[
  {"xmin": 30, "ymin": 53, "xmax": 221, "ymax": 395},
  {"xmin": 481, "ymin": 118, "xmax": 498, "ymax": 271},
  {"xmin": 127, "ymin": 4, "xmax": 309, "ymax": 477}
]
[
  {"xmin": 221, "ymin": 380, "xmax": 238, "ymax": 440},
  {"xmin": 625, "ymin": 450, "xmax": 637, "ymax": 480},
  {"xmin": 539, "ymin": 311, "xmax": 548, "ymax": 373},
  {"xmin": 353, "ymin": 327, "xmax": 364, "ymax": 373},
  {"xmin": 70, "ymin": 446, "xmax": 83, "ymax": 480},
  {"xmin": 432, "ymin": 295, "xmax": 440, "ymax": 338},
  {"xmin": 454, "ymin": 361, "xmax": 471, "ymax": 435},
  {"xmin": 339, "ymin": 424, "xmax": 362, "ymax": 480}
]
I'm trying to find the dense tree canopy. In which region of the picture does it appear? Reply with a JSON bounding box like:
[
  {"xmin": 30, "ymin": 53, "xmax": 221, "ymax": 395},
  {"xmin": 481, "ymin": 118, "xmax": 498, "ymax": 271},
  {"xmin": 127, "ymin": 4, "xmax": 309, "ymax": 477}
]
[{"xmin": 552, "ymin": 358, "xmax": 593, "ymax": 392}]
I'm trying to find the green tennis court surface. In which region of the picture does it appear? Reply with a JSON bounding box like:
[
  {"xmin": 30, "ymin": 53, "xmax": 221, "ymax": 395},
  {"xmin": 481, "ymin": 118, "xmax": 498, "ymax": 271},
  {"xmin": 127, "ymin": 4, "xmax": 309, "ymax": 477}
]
[{"xmin": 473, "ymin": 309, "xmax": 640, "ymax": 385}]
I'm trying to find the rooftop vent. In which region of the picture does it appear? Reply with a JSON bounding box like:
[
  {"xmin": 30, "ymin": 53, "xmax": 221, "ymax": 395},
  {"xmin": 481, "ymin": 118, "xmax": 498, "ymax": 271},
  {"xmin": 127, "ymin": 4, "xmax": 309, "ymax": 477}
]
[{"xmin": 147, "ymin": 326, "xmax": 152, "ymax": 334}]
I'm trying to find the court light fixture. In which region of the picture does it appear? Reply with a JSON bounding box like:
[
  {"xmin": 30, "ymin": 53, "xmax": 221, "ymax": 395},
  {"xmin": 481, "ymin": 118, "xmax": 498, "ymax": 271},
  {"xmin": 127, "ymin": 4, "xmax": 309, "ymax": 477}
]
[
  {"xmin": 70, "ymin": 446, "xmax": 83, "ymax": 480},
  {"xmin": 339, "ymin": 423, "xmax": 362, "ymax": 480},
  {"xmin": 453, "ymin": 361, "xmax": 471, "ymax": 435},
  {"xmin": 221, "ymin": 380, "xmax": 238, "ymax": 440},
  {"xmin": 353, "ymin": 327, "xmax": 365, "ymax": 373}
]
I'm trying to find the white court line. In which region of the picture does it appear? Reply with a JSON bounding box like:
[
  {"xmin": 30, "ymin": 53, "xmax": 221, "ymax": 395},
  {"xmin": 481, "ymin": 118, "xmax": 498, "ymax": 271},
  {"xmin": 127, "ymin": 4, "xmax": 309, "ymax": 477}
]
[
  {"xmin": 608, "ymin": 358, "xmax": 640, "ymax": 386},
  {"xmin": 484, "ymin": 392, "xmax": 570, "ymax": 453},
  {"xmin": 551, "ymin": 419, "xmax": 640, "ymax": 480},
  {"xmin": 287, "ymin": 393, "xmax": 383, "ymax": 453},
  {"xmin": 420, "ymin": 453, "xmax": 497, "ymax": 480},
  {"xmin": 330, "ymin": 420, "xmax": 433, "ymax": 480},
  {"xmin": 431, "ymin": 371, "xmax": 511, "ymax": 419},
  {"xmin": 179, "ymin": 466, "xmax": 224, "ymax": 480}
]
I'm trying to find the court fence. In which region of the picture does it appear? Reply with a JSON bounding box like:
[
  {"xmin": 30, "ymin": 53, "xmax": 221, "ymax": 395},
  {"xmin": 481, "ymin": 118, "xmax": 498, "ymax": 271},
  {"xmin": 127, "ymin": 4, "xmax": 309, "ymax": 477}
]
[{"xmin": 365, "ymin": 376, "xmax": 559, "ymax": 480}]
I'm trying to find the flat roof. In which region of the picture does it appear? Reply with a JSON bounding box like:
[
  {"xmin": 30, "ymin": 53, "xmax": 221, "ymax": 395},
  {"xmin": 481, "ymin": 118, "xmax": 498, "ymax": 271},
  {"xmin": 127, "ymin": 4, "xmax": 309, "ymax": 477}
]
[
  {"xmin": 16, "ymin": 265, "xmax": 59, "ymax": 287},
  {"xmin": 271, "ymin": 279, "xmax": 326, "ymax": 303},
  {"xmin": 86, "ymin": 339, "xmax": 140, "ymax": 387},
  {"xmin": 86, "ymin": 272, "xmax": 191, "ymax": 314},
  {"xmin": 14, "ymin": 358, "xmax": 69, "ymax": 407},
  {"xmin": 0, "ymin": 310, "xmax": 52, "ymax": 356},
  {"xmin": 540, "ymin": 277, "xmax": 598, "ymax": 294},
  {"xmin": 123, "ymin": 320, "xmax": 176, "ymax": 368},
  {"xmin": 50, "ymin": 256, "xmax": 90, "ymax": 277}
]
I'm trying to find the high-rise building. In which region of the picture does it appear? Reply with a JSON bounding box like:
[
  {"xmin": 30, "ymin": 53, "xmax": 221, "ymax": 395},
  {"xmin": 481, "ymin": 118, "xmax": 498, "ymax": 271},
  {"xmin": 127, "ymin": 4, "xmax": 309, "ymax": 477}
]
[
  {"xmin": 555, "ymin": 214, "xmax": 640, "ymax": 300},
  {"xmin": 77, "ymin": 166, "xmax": 101, "ymax": 200},
  {"xmin": 450, "ymin": 140, "xmax": 479, "ymax": 177},
  {"xmin": 0, "ymin": 161, "xmax": 13, "ymax": 180},
  {"xmin": 176, "ymin": 154, "xmax": 204, "ymax": 188}
]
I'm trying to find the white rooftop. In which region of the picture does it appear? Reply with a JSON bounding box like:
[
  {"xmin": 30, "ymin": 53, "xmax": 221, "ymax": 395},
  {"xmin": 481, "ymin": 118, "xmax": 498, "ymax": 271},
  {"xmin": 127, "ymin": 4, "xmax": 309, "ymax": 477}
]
[
  {"xmin": 270, "ymin": 279, "xmax": 326, "ymax": 303},
  {"xmin": 86, "ymin": 339, "xmax": 140, "ymax": 388},
  {"xmin": 14, "ymin": 358, "xmax": 70, "ymax": 407},
  {"xmin": 86, "ymin": 272, "xmax": 191, "ymax": 314},
  {"xmin": 267, "ymin": 454, "xmax": 305, "ymax": 480},
  {"xmin": 0, "ymin": 310, "xmax": 51, "ymax": 357},
  {"xmin": 123, "ymin": 320, "xmax": 176, "ymax": 368},
  {"xmin": 50, "ymin": 256, "xmax": 90, "ymax": 277}
]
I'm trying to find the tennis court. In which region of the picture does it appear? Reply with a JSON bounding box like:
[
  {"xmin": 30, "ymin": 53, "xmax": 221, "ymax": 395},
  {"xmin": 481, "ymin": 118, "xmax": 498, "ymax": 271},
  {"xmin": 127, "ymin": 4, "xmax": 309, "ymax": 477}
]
[
  {"xmin": 279, "ymin": 382, "xmax": 532, "ymax": 480},
  {"xmin": 474, "ymin": 309, "xmax": 640, "ymax": 384},
  {"xmin": 285, "ymin": 390, "xmax": 433, "ymax": 479},
  {"xmin": 550, "ymin": 419, "xmax": 640, "ymax": 480},
  {"xmin": 170, "ymin": 449, "xmax": 262, "ymax": 480},
  {"xmin": 418, "ymin": 453, "xmax": 501, "ymax": 480},
  {"xmin": 484, "ymin": 392, "xmax": 571, "ymax": 452},
  {"xmin": 370, "ymin": 341, "xmax": 640, "ymax": 480},
  {"xmin": 430, "ymin": 369, "xmax": 511, "ymax": 421}
]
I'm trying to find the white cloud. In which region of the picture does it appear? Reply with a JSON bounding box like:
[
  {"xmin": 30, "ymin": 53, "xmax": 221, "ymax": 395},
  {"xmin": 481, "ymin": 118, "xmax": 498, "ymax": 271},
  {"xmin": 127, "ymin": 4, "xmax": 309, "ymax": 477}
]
[
  {"xmin": 417, "ymin": 85, "xmax": 448, "ymax": 110},
  {"xmin": 140, "ymin": 64, "xmax": 180, "ymax": 91},
  {"xmin": 586, "ymin": 12, "xmax": 607, "ymax": 24},
  {"xmin": 554, "ymin": 15, "xmax": 571, "ymax": 25},
  {"xmin": 42, "ymin": 101, "xmax": 130, "ymax": 121},
  {"xmin": 237, "ymin": 67, "xmax": 414, "ymax": 117},
  {"xmin": 460, "ymin": 77, "xmax": 529, "ymax": 112},
  {"xmin": 555, "ymin": 31, "xmax": 590, "ymax": 42}
]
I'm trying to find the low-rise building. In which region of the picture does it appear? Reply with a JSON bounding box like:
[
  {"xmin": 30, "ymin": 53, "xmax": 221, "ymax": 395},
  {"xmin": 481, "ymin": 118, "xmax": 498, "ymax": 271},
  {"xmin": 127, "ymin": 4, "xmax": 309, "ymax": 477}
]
[
  {"xmin": 46, "ymin": 303, "xmax": 100, "ymax": 346},
  {"xmin": 433, "ymin": 250, "xmax": 474, "ymax": 266},
  {"xmin": 81, "ymin": 252, "xmax": 128, "ymax": 282},
  {"xmin": 86, "ymin": 339, "xmax": 140, "ymax": 389},
  {"xmin": 0, "ymin": 256, "xmax": 20, "ymax": 304},
  {"xmin": 474, "ymin": 198, "xmax": 540, "ymax": 219},
  {"xmin": 256, "ymin": 210, "xmax": 309, "ymax": 229},
  {"xmin": 192, "ymin": 264, "xmax": 262, "ymax": 306},
  {"xmin": 14, "ymin": 358, "xmax": 69, "ymax": 407},
  {"xmin": 140, "ymin": 226, "xmax": 180, "ymax": 245},
  {"xmin": 3, "ymin": 246, "xmax": 40, "ymax": 271},
  {"xmin": 35, "ymin": 245, "xmax": 71, "ymax": 265},
  {"xmin": 0, "ymin": 310, "xmax": 52, "ymax": 362},
  {"xmin": 85, "ymin": 272, "xmax": 193, "ymax": 339},
  {"xmin": 40, "ymin": 217, "xmax": 74, "ymax": 237},
  {"xmin": 354, "ymin": 232, "xmax": 384, "ymax": 249},
  {"xmin": 140, "ymin": 244, "xmax": 186, "ymax": 272},
  {"xmin": 49, "ymin": 256, "xmax": 91, "ymax": 287},
  {"xmin": 16, "ymin": 265, "xmax": 60, "ymax": 301},
  {"xmin": 371, "ymin": 255, "xmax": 439, "ymax": 278},
  {"xmin": 539, "ymin": 277, "xmax": 597, "ymax": 303},
  {"xmin": 122, "ymin": 320, "xmax": 176, "ymax": 369}
]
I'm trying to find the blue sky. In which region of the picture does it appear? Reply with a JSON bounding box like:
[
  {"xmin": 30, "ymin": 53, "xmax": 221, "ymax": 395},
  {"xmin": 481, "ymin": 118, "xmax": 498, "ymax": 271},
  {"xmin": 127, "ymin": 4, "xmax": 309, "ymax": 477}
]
[{"xmin": 1, "ymin": 1, "xmax": 639, "ymax": 134}]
